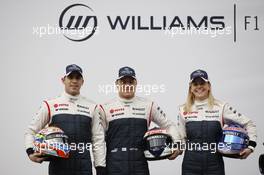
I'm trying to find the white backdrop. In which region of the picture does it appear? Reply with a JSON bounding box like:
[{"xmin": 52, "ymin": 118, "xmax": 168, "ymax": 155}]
[{"xmin": 0, "ymin": 0, "xmax": 263, "ymax": 174}]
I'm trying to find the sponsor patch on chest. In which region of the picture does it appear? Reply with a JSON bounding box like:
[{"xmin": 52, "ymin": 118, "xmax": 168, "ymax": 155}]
[{"xmin": 183, "ymin": 112, "xmax": 198, "ymax": 119}]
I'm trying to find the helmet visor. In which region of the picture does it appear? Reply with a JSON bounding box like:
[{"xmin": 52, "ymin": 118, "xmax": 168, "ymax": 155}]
[
  {"xmin": 224, "ymin": 135, "xmax": 245, "ymax": 144},
  {"xmin": 46, "ymin": 133, "xmax": 68, "ymax": 144},
  {"xmin": 147, "ymin": 135, "xmax": 169, "ymax": 150}
]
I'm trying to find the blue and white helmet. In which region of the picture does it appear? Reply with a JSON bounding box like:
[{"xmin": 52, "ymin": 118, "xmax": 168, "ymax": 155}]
[{"xmin": 218, "ymin": 124, "xmax": 249, "ymax": 158}]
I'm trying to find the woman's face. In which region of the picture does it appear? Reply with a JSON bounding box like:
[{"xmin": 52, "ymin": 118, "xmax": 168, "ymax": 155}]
[{"xmin": 190, "ymin": 78, "xmax": 210, "ymax": 101}]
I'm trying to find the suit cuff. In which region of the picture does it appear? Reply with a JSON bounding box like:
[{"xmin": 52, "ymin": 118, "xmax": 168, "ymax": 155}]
[
  {"xmin": 26, "ymin": 148, "xmax": 34, "ymax": 156},
  {"xmin": 95, "ymin": 166, "xmax": 106, "ymax": 175},
  {"xmin": 248, "ymin": 146, "xmax": 255, "ymax": 152},
  {"xmin": 248, "ymin": 140, "xmax": 257, "ymax": 148}
]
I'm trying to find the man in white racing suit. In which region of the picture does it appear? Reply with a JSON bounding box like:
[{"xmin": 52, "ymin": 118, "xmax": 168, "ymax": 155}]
[
  {"xmin": 25, "ymin": 64, "xmax": 100, "ymax": 175},
  {"xmin": 92, "ymin": 66, "xmax": 182, "ymax": 175}
]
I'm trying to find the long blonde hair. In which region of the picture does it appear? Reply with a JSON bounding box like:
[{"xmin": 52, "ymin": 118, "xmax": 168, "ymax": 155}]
[{"xmin": 183, "ymin": 82, "xmax": 215, "ymax": 112}]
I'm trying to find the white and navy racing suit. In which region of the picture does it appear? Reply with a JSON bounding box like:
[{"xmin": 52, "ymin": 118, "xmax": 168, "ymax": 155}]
[
  {"xmin": 177, "ymin": 99, "xmax": 257, "ymax": 175},
  {"xmin": 24, "ymin": 92, "xmax": 98, "ymax": 175},
  {"xmin": 92, "ymin": 96, "xmax": 180, "ymax": 175}
]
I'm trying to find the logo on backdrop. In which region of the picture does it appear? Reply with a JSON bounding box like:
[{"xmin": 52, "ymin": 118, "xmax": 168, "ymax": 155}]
[
  {"xmin": 57, "ymin": 3, "xmax": 260, "ymax": 42},
  {"xmin": 59, "ymin": 4, "xmax": 98, "ymax": 42}
]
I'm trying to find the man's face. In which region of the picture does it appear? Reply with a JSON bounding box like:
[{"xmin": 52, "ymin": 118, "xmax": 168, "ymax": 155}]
[
  {"xmin": 116, "ymin": 76, "xmax": 137, "ymax": 99},
  {"xmin": 62, "ymin": 72, "xmax": 84, "ymax": 96}
]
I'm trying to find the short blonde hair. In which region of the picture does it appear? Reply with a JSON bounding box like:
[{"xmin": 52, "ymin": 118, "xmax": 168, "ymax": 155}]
[{"xmin": 183, "ymin": 82, "xmax": 215, "ymax": 112}]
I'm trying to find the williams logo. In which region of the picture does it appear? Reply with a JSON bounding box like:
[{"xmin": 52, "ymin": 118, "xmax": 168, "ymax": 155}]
[
  {"xmin": 59, "ymin": 4, "xmax": 98, "ymax": 41},
  {"xmin": 58, "ymin": 4, "xmax": 235, "ymax": 42}
]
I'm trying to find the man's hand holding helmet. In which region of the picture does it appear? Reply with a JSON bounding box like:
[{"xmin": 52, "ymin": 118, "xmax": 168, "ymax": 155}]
[
  {"xmin": 168, "ymin": 145, "xmax": 183, "ymax": 160},
  {"xmin": 28, "ymin": 152, "xmax": 47, "ymax": 163}
]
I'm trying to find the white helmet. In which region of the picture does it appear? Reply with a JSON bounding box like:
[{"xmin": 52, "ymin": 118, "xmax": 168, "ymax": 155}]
[{"xmin": 143, "ymin": 128, "xmax": 173, "ymax": 161}]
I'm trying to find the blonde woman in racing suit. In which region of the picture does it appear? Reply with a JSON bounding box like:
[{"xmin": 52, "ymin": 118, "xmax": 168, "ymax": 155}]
[{"xmin": 177, "ymin": 69, "xmax": 257, "ymax": 175}]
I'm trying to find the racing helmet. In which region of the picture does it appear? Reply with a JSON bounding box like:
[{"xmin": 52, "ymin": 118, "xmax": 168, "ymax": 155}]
[
  {"xmin": 218, "ymin": 124, "xmax": 249, "ymax": 158},
  {"xmin": 34, "ymin": 126, "xmax": 70, "ymax": 158},
  {"xmin": 143, "ymin": 127, "xmax": 173, "ymax": 161},
  {"xmin": 259, "ymin": 143, "xmax": 264, "ymax": 175}
]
